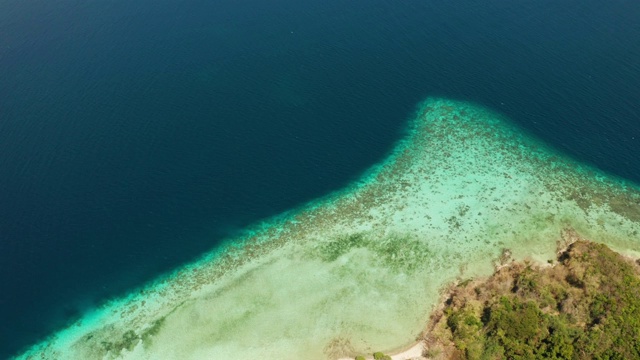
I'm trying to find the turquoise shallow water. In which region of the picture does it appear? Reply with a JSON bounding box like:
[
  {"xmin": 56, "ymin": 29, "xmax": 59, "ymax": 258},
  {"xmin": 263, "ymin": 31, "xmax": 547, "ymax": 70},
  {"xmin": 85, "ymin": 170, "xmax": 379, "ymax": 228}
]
[
  {"xmin": 18, "ymin": 99, "xmax": 640, "ymax": 359},
  {"xmin": 2, "ymin": 0, "xmax": 640, "ymax": 357}
]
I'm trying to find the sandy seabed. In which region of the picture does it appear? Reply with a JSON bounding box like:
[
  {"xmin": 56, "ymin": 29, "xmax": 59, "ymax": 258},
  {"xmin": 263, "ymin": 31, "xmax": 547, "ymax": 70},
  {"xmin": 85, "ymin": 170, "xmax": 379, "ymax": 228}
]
[{"xmin": 18, "ymin": 99, "xmax": 640, "ymax": 360}]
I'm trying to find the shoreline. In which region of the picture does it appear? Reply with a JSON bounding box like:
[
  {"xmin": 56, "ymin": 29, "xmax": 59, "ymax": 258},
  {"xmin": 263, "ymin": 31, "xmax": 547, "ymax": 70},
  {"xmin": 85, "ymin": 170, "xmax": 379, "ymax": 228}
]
[
  {"xmin": 337, "ymin": 341, "xmax": 426, "ymax": 360},
  {"xmin": 360, "ymin": 234, "xmax": 640, "ymax": 360},
  {"xmin": 421, "ymin": 238, "xmax": 640, "ymax": 359}
]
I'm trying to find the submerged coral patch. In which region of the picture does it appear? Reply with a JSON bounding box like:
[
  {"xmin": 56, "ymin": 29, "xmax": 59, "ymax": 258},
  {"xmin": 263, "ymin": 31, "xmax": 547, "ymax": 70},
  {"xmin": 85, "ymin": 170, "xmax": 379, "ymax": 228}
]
[{"xmin": 17, "ymin": 99, "xmax": 640, "ymax": 360}]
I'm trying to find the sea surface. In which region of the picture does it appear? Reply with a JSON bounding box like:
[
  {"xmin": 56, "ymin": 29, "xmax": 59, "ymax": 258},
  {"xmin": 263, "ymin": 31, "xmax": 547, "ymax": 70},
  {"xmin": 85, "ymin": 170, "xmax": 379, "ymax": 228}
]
[{"xmin": 1, "ymin": 0, "xmax": 639, "ymax": 357}]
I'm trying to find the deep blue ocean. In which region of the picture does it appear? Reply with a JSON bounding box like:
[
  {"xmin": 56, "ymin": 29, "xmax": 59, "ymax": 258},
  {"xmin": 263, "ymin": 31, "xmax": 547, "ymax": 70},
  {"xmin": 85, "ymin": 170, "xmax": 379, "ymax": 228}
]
[{"xmin": 1, "ymin": 0, "xmax": 639, "ymax": 357}]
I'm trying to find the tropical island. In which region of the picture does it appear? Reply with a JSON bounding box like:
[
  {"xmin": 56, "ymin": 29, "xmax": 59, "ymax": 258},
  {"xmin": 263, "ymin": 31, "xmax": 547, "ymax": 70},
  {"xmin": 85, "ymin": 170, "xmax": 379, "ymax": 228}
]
[
  {"xmin": 350, "ymin": 237, "xmax": 640, "ymax": 360},
  {"xmin": 425, "ymin": 239, "xmax": 640, "ymax": 360}
]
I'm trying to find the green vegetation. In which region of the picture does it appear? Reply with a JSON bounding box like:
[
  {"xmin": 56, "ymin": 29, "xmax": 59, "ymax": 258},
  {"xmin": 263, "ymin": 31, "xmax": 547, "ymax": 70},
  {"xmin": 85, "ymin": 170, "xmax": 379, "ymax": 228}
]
[
  {"xmin": 373, "ymin": 351, "xmax": 392, "ymax": 360},
  {"xmin": 426, "ymin": 241, "xmax": 640, "ymax": 359}
]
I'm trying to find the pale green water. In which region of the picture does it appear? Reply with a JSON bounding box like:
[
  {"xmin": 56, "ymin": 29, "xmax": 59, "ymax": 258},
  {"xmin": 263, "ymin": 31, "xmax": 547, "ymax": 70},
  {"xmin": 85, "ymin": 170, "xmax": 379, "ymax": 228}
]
[{"xmin": 19, "ymin": 99, "xmax": 640, "ymax": 360}]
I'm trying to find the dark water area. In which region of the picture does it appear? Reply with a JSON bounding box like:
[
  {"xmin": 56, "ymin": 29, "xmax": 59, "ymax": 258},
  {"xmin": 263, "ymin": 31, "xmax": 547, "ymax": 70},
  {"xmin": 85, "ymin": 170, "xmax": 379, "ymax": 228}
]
[{"xmin": 1, "ymin": 0, "xmax": 639, "ymax": 357}]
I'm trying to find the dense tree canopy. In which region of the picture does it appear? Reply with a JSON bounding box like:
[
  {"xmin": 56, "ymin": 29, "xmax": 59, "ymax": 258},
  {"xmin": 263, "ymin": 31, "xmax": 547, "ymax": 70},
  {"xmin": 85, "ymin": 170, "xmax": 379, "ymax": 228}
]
[{"xmin": 426, "ymin": 241, "xmax": 640, "ymax": 360}]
